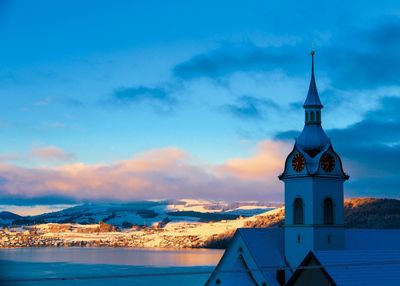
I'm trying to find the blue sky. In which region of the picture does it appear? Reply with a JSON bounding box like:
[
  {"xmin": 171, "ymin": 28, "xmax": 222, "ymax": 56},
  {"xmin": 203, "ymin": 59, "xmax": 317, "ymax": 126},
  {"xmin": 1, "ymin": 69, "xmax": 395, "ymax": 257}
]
[{"xmin": 1, "ymin": 0, "xmax": 400, "ymax": 210}]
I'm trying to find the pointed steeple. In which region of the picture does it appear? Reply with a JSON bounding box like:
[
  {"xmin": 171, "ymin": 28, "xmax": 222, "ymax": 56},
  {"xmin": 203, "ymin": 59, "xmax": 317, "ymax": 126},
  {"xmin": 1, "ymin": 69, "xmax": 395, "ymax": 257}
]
[
  {"xmin": 303, "ymin": 50, "xmax": 323, "ymax": 108},
  {"xmin": 296, "ymin": 50, "xmax": 330, "ymax": 156}
]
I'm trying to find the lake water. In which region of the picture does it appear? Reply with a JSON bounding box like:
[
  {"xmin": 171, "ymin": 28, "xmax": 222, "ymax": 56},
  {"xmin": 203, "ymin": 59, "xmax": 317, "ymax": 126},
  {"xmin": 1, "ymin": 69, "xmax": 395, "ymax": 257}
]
[{"xmin": 0, "ymin": 248, "xmax": 224, "ymax": 286}]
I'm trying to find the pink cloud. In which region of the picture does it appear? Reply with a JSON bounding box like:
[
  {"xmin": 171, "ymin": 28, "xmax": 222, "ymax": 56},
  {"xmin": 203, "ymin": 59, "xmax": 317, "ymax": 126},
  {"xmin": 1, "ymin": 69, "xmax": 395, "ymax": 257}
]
[
  {"xmin": 0, "ymin": 146, "xmax": 76, "ymax": 165},
  {"xmin": 0, "ymin": 142, "xmax": 290, "ymax": 202},
  {"xmin": 30, "ymin": 146, "xmax": 76, "ymax": 162}
]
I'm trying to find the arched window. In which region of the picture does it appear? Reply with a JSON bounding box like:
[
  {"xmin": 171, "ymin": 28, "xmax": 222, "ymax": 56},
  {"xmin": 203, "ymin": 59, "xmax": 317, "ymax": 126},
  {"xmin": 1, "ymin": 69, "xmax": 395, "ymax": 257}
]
[
  {"xmin": 294, "ymin": 198, "xmax": 304, "ymax": 225},
  {"xmin": 323, "ymin": 198, "xmax": 334, "ymax": 224},
  {"xmin": 310, "ymin": 111, "xmax": 315, "ymax": 121},
  {"xmin": 316, "ymin": 111, "xmax": 320, "ymax": 122}
]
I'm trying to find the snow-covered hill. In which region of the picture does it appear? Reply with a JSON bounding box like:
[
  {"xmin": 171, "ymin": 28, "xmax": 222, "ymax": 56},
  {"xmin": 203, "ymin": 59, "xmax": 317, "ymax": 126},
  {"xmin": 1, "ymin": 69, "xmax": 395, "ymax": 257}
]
[
  {"xmin": 4, "ymin": 199, "xmax": 278, "ymax": 228},
  {"xmin": 0, "ymin": 211, "xmax": 21, "ymax": 226}
]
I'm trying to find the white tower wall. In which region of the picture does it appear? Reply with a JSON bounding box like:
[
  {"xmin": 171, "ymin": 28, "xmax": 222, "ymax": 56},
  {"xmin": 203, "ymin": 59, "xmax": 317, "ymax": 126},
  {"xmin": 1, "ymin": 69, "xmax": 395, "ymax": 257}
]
[{"xmin": 284, "ymin": 177, "xmax": 346, "ymax": 267}]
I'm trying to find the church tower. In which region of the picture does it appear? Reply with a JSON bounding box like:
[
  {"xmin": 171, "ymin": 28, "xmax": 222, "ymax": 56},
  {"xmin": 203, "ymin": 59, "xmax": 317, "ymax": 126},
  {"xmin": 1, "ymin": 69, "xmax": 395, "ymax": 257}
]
[{"xmin": 279, "ymin": 51, "xmax": 349, "ymax": 268}]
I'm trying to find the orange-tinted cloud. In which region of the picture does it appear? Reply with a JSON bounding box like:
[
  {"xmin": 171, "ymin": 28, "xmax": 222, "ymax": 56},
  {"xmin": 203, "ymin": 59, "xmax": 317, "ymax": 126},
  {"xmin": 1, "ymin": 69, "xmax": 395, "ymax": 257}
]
[
  {"xmin": 0, "ymin": 142, "xmax": 290, "ymax": 202},
  {"xmin": 30, "ymin": 146, "xmax": 76, "ymax": 162},
  {"xmin": 219, "ymin": 140, "xmax": 291, "ymax": 179},
  {"xmin": 0, "ymin": 146, "xmax": 76, "ymax": 165}
]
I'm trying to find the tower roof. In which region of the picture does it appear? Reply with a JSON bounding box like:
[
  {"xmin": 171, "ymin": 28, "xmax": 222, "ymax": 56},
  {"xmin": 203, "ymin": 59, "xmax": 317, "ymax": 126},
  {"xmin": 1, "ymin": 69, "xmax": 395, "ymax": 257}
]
[
  {"xmin": 303, "ymin": 50, "xmax": 323, "ymax": 108},
  {"xmin": 296, "ymin": 124, "xmax": 330, "ymax": 156},
  {"xmin": 297, "ymin": 50, "xmax": 329, "ymax": 157}
]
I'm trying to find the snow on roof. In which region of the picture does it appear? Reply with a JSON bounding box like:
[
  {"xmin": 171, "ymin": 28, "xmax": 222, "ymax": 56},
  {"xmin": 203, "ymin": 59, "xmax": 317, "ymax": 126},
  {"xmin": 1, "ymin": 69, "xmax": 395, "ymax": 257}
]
[
  {"xmin": 346, "ymin": 229, "xmax": 400, "ymax": 250},
  {"xmin": 211, "ymin": 228, "xmax": 400, "ymax": 286},
  {"xmin": 314, "ymin": 250, "xmax": 400, "ymax": 286},
  {"xmin": 233, "ymin": 228, "xmax": 400, "ymax": 285},
  {"xmin": 238, "ymin": 228, "xmax": 284, "ymax": 267},
  {"xmin": 238, "ymin": 228, "xmax": 285, "ymax": 286},
  {"xmin": 212, "ymin": 253, "xmax": 260, "ymax": 286},
  {"xmin": 296, "ymin": 124, "xmax": 330, "ymax": 156}
]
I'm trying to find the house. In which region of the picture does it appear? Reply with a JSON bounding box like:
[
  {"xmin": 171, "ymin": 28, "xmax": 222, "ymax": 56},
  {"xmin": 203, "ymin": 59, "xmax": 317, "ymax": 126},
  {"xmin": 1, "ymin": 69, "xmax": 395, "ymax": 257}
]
[{"xmin": 205, "ymin": 51, "xmax": 400, "ymax": 286}]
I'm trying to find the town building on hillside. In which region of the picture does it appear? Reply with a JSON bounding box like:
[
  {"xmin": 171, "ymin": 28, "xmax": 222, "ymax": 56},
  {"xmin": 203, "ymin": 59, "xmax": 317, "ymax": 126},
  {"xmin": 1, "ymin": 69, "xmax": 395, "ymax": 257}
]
[{"xmin": 204, "ymin": 52, "xmax": 400, "ymax": 286}]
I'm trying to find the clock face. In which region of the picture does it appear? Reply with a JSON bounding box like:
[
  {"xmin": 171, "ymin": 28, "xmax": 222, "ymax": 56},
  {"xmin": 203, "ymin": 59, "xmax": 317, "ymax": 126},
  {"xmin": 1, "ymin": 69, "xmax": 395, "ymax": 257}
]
[
  {"xmin": 292, "ymin": 153, "xmax": 305, "ymax": 172},
  {"xmin": 321, "ymin": 153, "xmax": 335, "ymax": 172}
]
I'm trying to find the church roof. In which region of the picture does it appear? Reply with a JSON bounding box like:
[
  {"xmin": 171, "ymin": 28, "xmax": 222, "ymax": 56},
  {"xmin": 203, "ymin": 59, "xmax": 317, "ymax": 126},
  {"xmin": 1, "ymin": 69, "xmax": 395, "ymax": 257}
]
[
  {"xmin": 314, "ymin": 250, "xmax": 400, "ymax": 286},
  {"xmin": 238, "ymin": 228, "xmax": 286, "ymax": 286},
  {"xmin": 346, "ymin": 229, "xmax": 400, "ymax": 250},
  {"xmin": 205, "ymin": 228, "xmax": 287, "ymax": 286},
  {"xmin": 208, "ymin": 228, "xmax": 400, "ymax": 285},
  {"xmin": 303, "ymin": 50, "xmax": 323, "ymax": 108},
  {"xmin": 238, "ymin": 228, "xmax": 285, "ymax": 264}
]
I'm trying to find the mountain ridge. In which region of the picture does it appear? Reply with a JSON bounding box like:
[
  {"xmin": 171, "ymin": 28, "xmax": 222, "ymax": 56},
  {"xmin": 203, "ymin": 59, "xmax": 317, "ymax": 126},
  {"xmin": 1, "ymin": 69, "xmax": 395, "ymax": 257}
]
[
  {"xmin": 1, "ymin": 198, "xmax": 399, "ymax": 249},
  {"xmin": 1, "ymin": 199, "xmax": 277, "ymax": 228}
]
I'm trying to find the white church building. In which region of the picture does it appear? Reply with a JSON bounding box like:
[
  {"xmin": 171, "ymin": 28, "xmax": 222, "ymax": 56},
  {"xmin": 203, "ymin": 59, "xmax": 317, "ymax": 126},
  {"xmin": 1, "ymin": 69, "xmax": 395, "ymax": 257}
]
[{"xmin": 205, "ymin": 52, "xmax": 400, "ymax": 286}]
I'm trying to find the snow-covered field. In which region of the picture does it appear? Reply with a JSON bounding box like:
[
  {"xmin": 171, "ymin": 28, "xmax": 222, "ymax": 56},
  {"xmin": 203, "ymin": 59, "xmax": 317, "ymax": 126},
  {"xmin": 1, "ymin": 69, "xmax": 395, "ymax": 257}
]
[
  {"xmin": 1, "ymin": 207, "xmax": 283, "ymax": 249},
  {"xmin": 0, "ymin": 200, "xmax": 281, "ymax": 249}
]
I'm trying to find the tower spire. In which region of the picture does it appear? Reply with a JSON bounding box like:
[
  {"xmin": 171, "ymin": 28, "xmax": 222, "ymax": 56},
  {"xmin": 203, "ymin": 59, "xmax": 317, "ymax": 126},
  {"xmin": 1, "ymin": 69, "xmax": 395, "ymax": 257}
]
[{"xmin": 303, "ymin": 50, "xmax": 322, "ymax": 109}]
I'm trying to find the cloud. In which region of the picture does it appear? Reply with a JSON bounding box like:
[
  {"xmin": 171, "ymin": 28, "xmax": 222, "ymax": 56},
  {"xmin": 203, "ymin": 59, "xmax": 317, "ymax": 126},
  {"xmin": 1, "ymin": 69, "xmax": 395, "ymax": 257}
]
[
  {"xmin": 0, "ymin": 204, "xmax": 75, "ymax": 216},
  {"xmin": 172, "ymin": 16, "xmax": 400, "ymax": 92},
  {"xmin": 0, "ymin": 153, "xmax": 23, "ymax": 162},
  {"xmin": 94, "ymin": 16, "xmax": 400, "ymax": 125},
  {"xmin": 0, "ymin": 194, "xmax": 77, "ymax": 206},
  {"xmin": 173, "ymin": 43, "xmax": 301, "ymax": 80},
  {"xmin": 0, "ymin": 146, "xmax": 76, "ymax": 165},
  {"xmin": 0, "ymin": 141, "xmax": 290, "ymax": 203},
  {"xmin": 33, "ymin": 96, "xmax": 53, "ymax": 106},
  {"xmin": 107, "ymin": 85, "xmax": 176, "ymax": 113},
  {"xmin": 320, "ymin": 17, "xmax": 400, "ymax": 89},
  {"xmin": 62, "ymin": 98, "xmax": 84, "ymax": 107},
  {"xmin": 33, "ymin": 96, "xmax": 84, "ymax": 108},
  {"xmin": 218, "ymin": 140, "xmax": 291, "ymax": 179},
  {"xmin": 112, "ymin": 86, "xmax": 170, "ymax": 104},
  {"xmin": 223, "ymin": 95, "xmax": 280, "ymax": 120},
  {"xmin": 30, "ymin": 146, "xmax": 76, "ymax": 162},
  {"xmin": 275, "ymin": 96, "xmax": 400, "ymax": 198},
  {"xmin": 40, "ymin": 122, "xmax": 75, "ymax": 130}
]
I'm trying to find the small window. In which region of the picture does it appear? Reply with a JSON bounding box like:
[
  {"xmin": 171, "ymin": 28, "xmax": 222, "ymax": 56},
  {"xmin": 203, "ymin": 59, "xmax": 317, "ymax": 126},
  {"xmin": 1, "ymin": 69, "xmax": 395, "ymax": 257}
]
[
  {"xmin": 324, "ymin": 198, "xmax": 334, "ymax": 224},
  {"xmin": 297, "ymin": 234, "xmax": 301, "ymax": 243},
  {"xmin": 316, "ymin": 111, "xmax": 321, "ymax": 122},
  {"xmin": 310, "ymin": 111, "xmax": 315, "ymax": 121},
  {"xmin": 327, "ymin": 234, "xmax": 331, "ymax": 244},
  {"xmin": 294, "ymin": 198, "xmax": 304, "ymax": 225},
  {"xmin": 305, "ymin": 112, "xmax": 309, "ymax": 122}
]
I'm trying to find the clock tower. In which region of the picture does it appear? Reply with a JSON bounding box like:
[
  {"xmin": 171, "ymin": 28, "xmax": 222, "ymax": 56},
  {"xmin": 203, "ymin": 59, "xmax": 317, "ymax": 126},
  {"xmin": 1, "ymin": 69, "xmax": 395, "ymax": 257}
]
[{"xmin": 279, "ymin": 51, "xmax": 349, "ymax": 268}]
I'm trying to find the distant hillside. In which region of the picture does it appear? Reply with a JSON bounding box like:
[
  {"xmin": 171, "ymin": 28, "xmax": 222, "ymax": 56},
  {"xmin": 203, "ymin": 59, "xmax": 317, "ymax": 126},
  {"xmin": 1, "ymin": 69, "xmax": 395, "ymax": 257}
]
[
  {"xmin": 1, "ymin": 199, "xmax": 276, "ymax": 228},
  {"xmin": 345, "ymin": 198, "xmax": 400, "ymax": 228},
  {"xmin": 1, "ymin": 198, "xmax": 399, "ymax": 249},
  {"xmin": 204, "ymin": 198, "xmax": 400, "ymax": 248},
  {"xmin": 0, "ymin": 211, "xmax": 21, "ymax": 225},
  {"xmin": 0, "ymin": 211, "xmax": 21, "ymax": 220},
  {"xmin": 245, "ymin": 198, "xmax": 400, "ymax": 228}
]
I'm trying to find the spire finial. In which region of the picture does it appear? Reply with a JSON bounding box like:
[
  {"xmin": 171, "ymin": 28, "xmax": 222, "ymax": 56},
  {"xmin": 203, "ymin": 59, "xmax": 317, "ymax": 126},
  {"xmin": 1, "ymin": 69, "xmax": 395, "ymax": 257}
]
[{"xmin": 311, "ymin": 50, "xmax": 315, "ymax": 74}]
